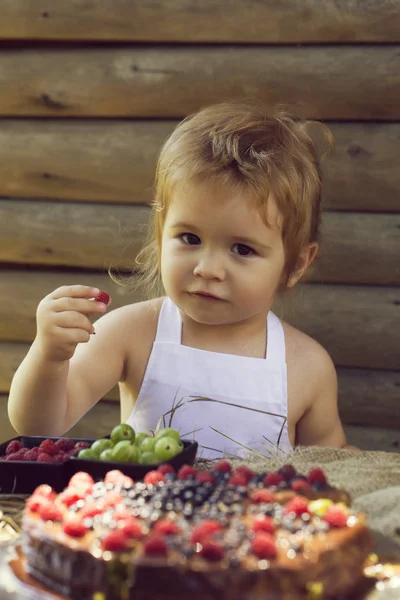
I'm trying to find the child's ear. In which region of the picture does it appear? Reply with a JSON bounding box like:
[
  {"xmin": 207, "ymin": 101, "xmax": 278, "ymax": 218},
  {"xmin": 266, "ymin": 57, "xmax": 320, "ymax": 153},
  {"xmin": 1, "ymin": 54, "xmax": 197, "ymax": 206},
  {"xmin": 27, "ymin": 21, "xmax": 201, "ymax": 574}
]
[{"xmin": 286, "ymin": 243, "xmax": 318, "ymax": 288}]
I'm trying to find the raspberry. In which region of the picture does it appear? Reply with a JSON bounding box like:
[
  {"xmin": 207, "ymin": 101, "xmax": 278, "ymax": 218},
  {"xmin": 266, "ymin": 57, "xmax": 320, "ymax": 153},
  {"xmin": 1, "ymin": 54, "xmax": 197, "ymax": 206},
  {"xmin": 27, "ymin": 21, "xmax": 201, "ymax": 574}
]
[
  {"xmin": 55, "ymin": 438, "xmax": 75, "ymax": 452},
  {"xmin": 32, "ymin": 484, "xmax": 56, "ymax": 500},
  {"xmin": 69, "ymin": 472, "xmax": 95, "ymax": 487},
  {"xmin": 278, "ymin": 464, "xmax": 297, "ymax": 481},
  {"xmin": 63, "ymin": 517, "xmax": 88, "ymax": 538},
  {"xmin": 196, "ymin": 472, "xmax": 216, "ymax": 485},
  {"xmin": 39, "ymin": 439, "xmax": 58, "ymax": 456},
  {"xmin": 6, "ymin": 440, "xmax": 23, "ymax": 455},
  {"xmin": 95, "ymin": 291, "xmax": 111, "ymax": 305},
  {"xmin": 263, "ymin": 472, "xmax": 284, "ymax": 487},
  {"xmin": 191, "ymin": 520, "xmax": 223, "ymax": 544},
  {"xmin": 177, "ymin": 465, "xmax": 197, "ymax": 480},
  {"xmin": 37, "ymin": 452, "xmax": 55, "ymax": 463},
  {"xmin": 251, "ymin": 517, "xmax": 275, "ymax": 534},
  {"xmin": 292, "ymin": 480, "xmax": 312, "ymax": 495},
  {"xmin": 104, "ymin": 470, "xmax": 127, "ymax": 486},
  {"xmin": 228, "ymin": 473, "xmax": 248, "ymax": 487},
  {"xmin": 234, "ymin": 465, "xmax": 255, "ymax": 482},
  {"xmin": 103, "ymin": 491, "xmax": 124, "ymax": 508},
  {"xmin": 144, "ymin": 470, "xmax": 165, "ymax": 485},
  {"xmin": 249, "ymin": 489, "xmax": 277, "ymax": 504},
  {"xmin": 213, "ymin": 460, "xmax": 231, "ymax": 474},
  {"xmin": 307, "ymin": 468, "xmax": 327, "ymax": 486},
  {"xmin": 122, "ymin": 476, "xmax": 134, "ymax": 487},
  {"xmin": 101, "ymin": 529, "xmax": 127, "ymax": 551},
  {"xmin": 27, "ymin": 496, "xmax": 49, "ymax": 513},
  {"xmin": 6, "ymin": 451, "xmax": 25, "ymax": 461},
  {"xmin": 80, "ymin": 503, "xmax": 104, "ymax": 519},
  {"xmin": 25, "ymin": 449, "xmax": 40, "ymax": 461},
  {"xmin": 323, "ymin": 506, "xmax": 348, "ymax": 529},
  {"xmin": 120, "ymin": 518, "xmax": 143, "ymax": 539},
  {"xmin": 74, "ymin": 441, "xmax": 90, "ymax": 451},
  {"xmin": 199, "ymin": 539, "xmax": 224, "ymax": 561},
  {"xmin": 59, "ymin": 489, "xmax": 85, "ymax": 507},
  {"xmin": 284, "ymin": 496, "xmax": 309, "ymax": 516},
  {"xmin": 251, "ymin": 533, "xmax": 277, "ymax": 559},
  {"xmin": 143, "ymin": 534, "xmax": 168, "ymax": 556},
  {"xmin": 154, "ymin": 519, "xmax": 181, "ymax": 536},
  {"xmin": 27, "ymin": 447, "xmax": 40, "ymax": 460},
  {"xmin": 157, "ymin": 464, "xmax": 175, "ymax": 475},
  {"xmin": 38, "ymin": 502, "xmax": 62, "ymax": 522}
]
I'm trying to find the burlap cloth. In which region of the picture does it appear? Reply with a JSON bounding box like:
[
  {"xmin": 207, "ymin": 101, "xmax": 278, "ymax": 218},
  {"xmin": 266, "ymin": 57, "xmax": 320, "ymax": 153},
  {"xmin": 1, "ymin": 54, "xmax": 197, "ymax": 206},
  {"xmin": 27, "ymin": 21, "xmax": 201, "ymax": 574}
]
[{"xmin": 201, "ymin": 447, "xmax": 400, "ymax": 547}]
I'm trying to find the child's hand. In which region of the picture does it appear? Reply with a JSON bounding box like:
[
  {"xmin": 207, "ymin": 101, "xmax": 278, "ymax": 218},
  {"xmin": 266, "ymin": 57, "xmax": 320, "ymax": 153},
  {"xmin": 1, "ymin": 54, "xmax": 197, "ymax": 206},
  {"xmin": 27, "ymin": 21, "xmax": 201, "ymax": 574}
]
[{"xmin": 35, "ymin": 286, "xmax": 110, "ymax": 362}]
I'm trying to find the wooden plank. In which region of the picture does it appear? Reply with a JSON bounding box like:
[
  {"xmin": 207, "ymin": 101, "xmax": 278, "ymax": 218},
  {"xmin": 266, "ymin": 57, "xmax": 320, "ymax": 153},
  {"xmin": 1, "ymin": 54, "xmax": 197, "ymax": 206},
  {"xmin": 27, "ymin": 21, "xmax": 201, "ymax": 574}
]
[
  {"xmin": 0, "ymin": 121, "xmax": 399, "ymax": 212},
  {"xmin": 343, "ymin": 425, "xmax": 400, "ymax": 453},
  {"xmin": 0, "ymin": 46, "xmax": 399, "ymax": 119},
  {"xmin": 1, "ymin": 200, "xmax": 399, "ymax": 285},
  {"xmin": 2, "ymin": 343, "xmax": 399, "ymax": 429},
  {"xmin": 0, "ymin": 271, "xmax": 399, "ymax": 370},
  {"xmin": 0, "ymin": 1, "xmax": 399, "ymax": 43}
]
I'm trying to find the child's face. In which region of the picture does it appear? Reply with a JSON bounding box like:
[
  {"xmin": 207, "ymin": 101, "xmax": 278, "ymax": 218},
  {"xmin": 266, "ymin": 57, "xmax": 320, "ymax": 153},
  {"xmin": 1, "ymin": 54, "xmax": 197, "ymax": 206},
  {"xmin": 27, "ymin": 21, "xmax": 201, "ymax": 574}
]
[{"xmin": 160, "ymin": 182, "xmax": 286, "ymax": 327}]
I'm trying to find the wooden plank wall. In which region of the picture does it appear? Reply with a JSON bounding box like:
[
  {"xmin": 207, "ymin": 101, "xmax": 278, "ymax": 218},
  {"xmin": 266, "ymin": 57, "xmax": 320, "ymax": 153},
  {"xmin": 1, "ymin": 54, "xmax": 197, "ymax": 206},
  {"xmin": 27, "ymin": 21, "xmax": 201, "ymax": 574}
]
[{"xmin": 0, "ymin": 1, "xmax": 399, "ymax": 450}]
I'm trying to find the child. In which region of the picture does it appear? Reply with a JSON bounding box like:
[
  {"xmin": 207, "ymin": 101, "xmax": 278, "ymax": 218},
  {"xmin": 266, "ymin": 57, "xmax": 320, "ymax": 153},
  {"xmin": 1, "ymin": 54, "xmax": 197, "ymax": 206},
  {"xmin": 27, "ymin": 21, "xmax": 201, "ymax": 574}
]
[{"xmin": 8, "ymin": 101, "xmax": 351, "ymax": 458}]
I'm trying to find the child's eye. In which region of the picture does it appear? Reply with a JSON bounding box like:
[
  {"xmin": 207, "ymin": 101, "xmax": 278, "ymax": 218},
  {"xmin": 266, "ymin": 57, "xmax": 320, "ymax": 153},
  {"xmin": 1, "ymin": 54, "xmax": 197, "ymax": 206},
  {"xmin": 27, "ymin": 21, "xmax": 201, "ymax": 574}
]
[
  {"xmin": 232, "ymin": 243, "xmax": 255, "ymax": 256},
  {"xmin": 180, "ymin": 233, "xmax": 201, "ymax": 245}
]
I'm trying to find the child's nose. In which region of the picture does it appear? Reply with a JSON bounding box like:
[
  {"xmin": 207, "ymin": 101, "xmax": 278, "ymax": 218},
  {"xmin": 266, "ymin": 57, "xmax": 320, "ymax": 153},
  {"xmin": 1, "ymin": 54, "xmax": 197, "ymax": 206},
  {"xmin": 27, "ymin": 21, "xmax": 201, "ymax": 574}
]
[{"xmin": 193, "ymin": 252, "xmax": 225, "ymax": 280}]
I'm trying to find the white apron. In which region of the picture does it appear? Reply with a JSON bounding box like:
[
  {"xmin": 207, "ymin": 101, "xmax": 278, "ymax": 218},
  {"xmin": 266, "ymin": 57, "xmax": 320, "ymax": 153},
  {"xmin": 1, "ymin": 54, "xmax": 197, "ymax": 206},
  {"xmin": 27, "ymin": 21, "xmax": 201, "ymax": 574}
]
[{"xmin": 126, "ymin": 297, "xmax": 291, "ymax": 459}]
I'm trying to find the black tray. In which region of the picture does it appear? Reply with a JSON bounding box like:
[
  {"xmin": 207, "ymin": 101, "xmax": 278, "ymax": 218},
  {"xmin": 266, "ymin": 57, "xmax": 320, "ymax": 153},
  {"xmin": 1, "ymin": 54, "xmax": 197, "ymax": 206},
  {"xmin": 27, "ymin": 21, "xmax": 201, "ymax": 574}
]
[
  {"xmin": 0, "ymin": 436, "xmax": 198, "ymax": 494},
  {"xmin": 68, "ymin": 439, "xmax": 198, "ymax": 481}
]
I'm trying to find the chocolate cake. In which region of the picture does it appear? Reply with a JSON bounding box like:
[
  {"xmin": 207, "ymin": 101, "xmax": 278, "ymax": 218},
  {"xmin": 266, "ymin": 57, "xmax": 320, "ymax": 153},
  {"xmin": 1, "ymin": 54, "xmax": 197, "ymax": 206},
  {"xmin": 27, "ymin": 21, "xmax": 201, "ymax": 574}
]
[{"xmin": 21, "ymin": 461, "xmax": 373, "ymax": 600}]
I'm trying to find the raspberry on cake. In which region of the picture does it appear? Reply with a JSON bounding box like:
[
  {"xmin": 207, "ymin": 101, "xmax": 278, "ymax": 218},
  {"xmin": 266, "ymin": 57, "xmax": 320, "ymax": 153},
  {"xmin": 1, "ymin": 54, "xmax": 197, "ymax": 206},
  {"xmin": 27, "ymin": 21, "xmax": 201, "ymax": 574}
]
[{"xmin": 21, "ymin": 462, "xmax": 373, "ymax": 600}]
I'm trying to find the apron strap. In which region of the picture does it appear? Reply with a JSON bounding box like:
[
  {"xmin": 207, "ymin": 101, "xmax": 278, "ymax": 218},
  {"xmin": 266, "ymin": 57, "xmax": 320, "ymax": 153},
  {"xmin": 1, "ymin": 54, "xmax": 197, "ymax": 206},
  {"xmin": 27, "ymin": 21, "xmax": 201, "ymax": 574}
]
[
  {"xmin": 266, "ymin": 312, "xmax": 286, "ymax": 363},
  {"xmin": 154, "ymin": 296, "xmax": 182, "ymax": 343}
]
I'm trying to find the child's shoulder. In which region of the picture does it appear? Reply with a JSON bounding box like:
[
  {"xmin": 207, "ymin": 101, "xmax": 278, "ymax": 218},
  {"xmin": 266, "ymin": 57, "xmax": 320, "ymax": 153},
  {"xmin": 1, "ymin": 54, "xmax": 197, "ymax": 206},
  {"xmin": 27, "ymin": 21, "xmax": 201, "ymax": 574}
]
[{"xmin": 106, "ymin": 297, "xmax": 164, "ymax": 335}]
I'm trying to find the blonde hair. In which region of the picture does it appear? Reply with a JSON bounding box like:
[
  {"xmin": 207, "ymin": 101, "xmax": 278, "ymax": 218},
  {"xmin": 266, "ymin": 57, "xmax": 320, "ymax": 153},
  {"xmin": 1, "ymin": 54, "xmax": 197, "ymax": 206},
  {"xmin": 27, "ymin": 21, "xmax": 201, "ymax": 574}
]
[{"xmin": 132, "ymin": 100, "xmax": 333, "ymax": 298}]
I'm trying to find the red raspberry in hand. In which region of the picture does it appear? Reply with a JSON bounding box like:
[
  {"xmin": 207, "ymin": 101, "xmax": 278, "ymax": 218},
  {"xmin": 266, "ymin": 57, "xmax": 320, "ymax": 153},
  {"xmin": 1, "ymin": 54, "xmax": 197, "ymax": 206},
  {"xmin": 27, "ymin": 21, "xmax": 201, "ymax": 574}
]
[{"xmin": 95, "ymin": 291, "xmax": 111, "ymax": 305}]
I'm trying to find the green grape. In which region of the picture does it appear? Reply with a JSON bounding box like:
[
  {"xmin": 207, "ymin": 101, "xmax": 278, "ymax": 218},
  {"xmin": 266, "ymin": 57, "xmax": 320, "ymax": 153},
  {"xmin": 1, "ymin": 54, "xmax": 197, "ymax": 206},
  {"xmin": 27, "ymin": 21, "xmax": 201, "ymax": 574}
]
[
  {"xmin": 154, "ymin": 436, "xmax": 182, "ymax": 461},
  {"xmin": 90, "ymin": 438, "xmax": 114, "ymax": 458},
  {"xmin": 110, "ymin": 424, "xmax": 136, "ymax": 444},
  {"xmin": 155, "ymin": 427, "xmax": 181, "ymax": 444}
]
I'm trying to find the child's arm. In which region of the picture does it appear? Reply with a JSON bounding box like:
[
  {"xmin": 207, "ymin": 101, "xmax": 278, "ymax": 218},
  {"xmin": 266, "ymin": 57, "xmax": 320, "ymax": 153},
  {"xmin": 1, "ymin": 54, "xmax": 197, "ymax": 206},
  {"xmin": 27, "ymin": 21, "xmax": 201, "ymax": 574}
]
[
  {"xmin": 294, "ymin": 344, "xmax": 354, "ymax": 449},
  {"xmin": 7, "ymin": 285, "xmax": 124, "ymax": 436}
]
